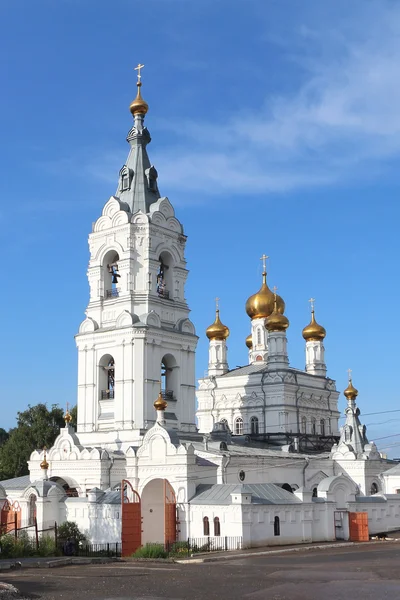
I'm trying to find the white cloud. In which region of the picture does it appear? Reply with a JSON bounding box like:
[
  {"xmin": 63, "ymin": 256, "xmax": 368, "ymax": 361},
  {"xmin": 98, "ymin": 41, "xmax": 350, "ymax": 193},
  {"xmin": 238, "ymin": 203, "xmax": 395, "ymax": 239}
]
[{"xmin": 152, "ymin": 2, "xmax": 400, "ymax": 195}]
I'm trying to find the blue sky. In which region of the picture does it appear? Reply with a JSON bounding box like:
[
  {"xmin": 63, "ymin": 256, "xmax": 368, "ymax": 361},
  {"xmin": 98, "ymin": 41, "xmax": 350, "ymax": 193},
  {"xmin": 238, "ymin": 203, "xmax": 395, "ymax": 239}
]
[{"xmin": 1, "ymin": 0, "xmax": 400, "ymax": 454}]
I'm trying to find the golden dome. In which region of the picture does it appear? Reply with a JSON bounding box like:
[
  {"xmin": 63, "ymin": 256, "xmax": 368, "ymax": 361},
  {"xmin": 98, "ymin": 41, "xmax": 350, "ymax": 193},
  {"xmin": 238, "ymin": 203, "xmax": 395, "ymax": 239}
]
[
  {"xmin": 302, "ymin": 308, "xmax": 326, "ymax": 342},
  {"xmin": 64, "ymin": 409, "xmax": 72, "ymax": 424},
  {"xmin": 206, "ymin": 309, "xmax": 230, "ymax": 341},
  {"xmin": 154, "ymin": 391, "xmax": 168, "ymax": 411},
  {"xmin": 129, "ymin": 82, "xmax": 149, "ymax": 116},
  {"xmin": 344, "ymin": 377, "xmax": 358, "ymax": 401},
  {"xmin": 40, "ymin": 447, "xmax": 49, "ymax": 470},
  {"xmin": 266, "ymin": 296, "xmax": 289, "ymax": 332},
  {"xmin": 245, "ymin": 272, "xmax": 285, "ymax": 320},
  {"xmin": 245, "ymin": 333, "xmax": 253, "ymax": 349}
]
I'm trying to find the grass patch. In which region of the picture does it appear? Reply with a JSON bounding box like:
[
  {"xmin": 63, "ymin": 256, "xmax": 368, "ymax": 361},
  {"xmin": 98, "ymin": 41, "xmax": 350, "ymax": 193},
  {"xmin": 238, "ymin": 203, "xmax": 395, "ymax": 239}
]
[{"xmin": 132, "ymin": 543, "xmax": 168, "ymax": 559}]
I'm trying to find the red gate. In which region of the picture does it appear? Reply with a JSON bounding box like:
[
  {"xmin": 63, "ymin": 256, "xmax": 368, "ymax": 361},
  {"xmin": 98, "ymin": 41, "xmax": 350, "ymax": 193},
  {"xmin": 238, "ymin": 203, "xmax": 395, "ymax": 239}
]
[
  {"xmin": 121, "ymin": 480, "xmax": 141, "ymax": 556},
  {"xmin": 349, "ymin": 511, "xmax": 369, "ymax": 542},
  {"xmin": 164, "ymin": 480, "xmax": 176, "ymax": 546},
  {"xmin": 1, "ymin": 500, "xmax": 21, "ymax": 535}
]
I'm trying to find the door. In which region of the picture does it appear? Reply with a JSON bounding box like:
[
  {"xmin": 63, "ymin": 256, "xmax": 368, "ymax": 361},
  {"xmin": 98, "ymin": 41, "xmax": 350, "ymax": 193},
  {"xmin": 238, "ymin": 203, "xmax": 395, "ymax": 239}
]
[
  {"xmin": 164, "ymin": 480, "xmax": 176, "ymax": 546},
  {"xmin": 349, "ymin": 512, "xmax": 369, "ymax": 542},
  {"xmin": 121, "ymin": 480, "xmax": 141, "ymax": 556}
]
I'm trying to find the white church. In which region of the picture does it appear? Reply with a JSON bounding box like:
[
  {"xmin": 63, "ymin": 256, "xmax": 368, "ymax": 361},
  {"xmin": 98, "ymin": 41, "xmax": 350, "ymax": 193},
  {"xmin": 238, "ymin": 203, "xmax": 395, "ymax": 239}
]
[{"xmin": 2, "ymin": 70, "xmax": 400, "ymax": 552}]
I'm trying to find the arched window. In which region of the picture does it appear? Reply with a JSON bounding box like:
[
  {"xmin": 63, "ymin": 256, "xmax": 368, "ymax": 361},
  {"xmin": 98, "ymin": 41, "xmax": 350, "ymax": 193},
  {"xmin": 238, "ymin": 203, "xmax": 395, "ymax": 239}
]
[
  {"xmin": 250, "ymin": 416, "xmax": 259, "ymax": 435},
  {"xmin": 257, "ymin": 328, "xmax": 262, "ymax": 345},
  {"xmin": 103, "ymin": 250, "xmax": 120, "ymax": 299},
  {"xmin": 100, "ymin": 357, "xmax": 115, "ymax": 400},
  {"xmin": 234, "ymin": 417, "xmax": 243, "ymax": 435},
  {"xmin": 28, "ymin": 494, "xmax": 36, "ymax": 526},
  {"xmin": 203, "ymin": 516, "xmax": 210, "ymax": 536},
  {"xmin": 157, "ymin": 251, "xmax": 174, "ymax": 299},
  {"xmin": 161, "ymin": 354, "xmax": 177, "ymax": 401},
  {"xmin": 311, "ymin": 418, "xmax": 316, "ymax": 435},
  {"xmin": 320, "ymin": 419, "xmax": 325, "ymax": 436},
  {"xmin": 301, "ymin": 416, "xmax": 307, "ymax": 434},
  {"xmin": 370, "ymin": 482, "xmax": 379, "ymax": 495},
  {"xmin": 274, "ymin": 516, "xmax": 280, "ymax": 536},
  {"xmin": 312, "ymin": 487, "xmax": 318, "ymax": 498},
  {"xmin": 214, "ymin": 517, "xmax": 221, "ymax": 537}
]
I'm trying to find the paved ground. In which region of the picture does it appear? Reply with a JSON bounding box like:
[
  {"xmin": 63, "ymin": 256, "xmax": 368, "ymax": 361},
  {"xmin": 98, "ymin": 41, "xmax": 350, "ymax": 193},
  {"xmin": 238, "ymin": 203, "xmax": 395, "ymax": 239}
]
[{"xmin": 2, "ymin": 542, "xmax": 400, "ymax": 599}]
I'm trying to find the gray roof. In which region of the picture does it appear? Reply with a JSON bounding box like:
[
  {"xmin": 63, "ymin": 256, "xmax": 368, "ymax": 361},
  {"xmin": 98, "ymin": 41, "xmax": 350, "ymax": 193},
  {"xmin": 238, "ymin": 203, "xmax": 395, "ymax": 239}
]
[
  {"xmin": 190, "ymin": 483, "xmax": 302, "ymax": 505},
  {"xmin": 98, "ymin": 490, "xmax": 120, "ymax": 505},
  {"xmin": 220, "ymin": 364, "xmax": 267, "ymax": 378},
  {"xmin": 382, "ymin": 463, "xmax": 400, "ymax": 475},
  {"xmin": 355, "ymin": 495, "xmax": 386, "ymax": 503},
  {"xmin": 0, "ymin": 475, "xmax": 31, "ymax": 490}
]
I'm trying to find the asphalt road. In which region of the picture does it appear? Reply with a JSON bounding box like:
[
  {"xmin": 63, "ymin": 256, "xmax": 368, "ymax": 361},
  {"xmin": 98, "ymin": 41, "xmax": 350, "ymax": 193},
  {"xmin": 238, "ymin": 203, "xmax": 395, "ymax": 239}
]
[{"xmin": 2, "ymin": 543, "xmax": 400, "ymax": 600}]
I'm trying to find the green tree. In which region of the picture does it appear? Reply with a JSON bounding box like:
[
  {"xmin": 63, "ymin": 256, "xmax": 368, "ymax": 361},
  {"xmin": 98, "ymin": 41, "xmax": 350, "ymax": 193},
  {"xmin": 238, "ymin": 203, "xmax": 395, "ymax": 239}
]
[
  {"xmin": 70, "ymin": 405, "xmax": 77, "ymax": 428},
  {"xmin": 0, "ymin": 404, "xmax": 65, "ymax": 480},
  {"xmin": 0, "ymin": 428, "xmax": 9, "ymax": 447}
]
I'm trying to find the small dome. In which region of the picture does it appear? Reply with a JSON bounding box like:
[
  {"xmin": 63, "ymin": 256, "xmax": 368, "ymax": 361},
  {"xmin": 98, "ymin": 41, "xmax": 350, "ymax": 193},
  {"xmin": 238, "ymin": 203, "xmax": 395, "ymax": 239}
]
[
  {"xmin": 40, "ymin": 447, "xmax": 49, "ymax": 470},
  {"xmin": 245, "ymin": 333, "xmax": 253, "ymax": 349},
  {"xmin": 245, "ymin": 272, "xmax": 285, "ymax": 320},
  {"xmin": 154, "ymin": 391, "xmax": 167, "ymax": 411},
  {"xmin": 344, "ymin": 378, "xmax": 358, "ymax": 401},
  {"xmin": 266, "ymin": 297, "xmax": 289, "ymax": 332},
  {"xmin": 302, "ymin": 309, "xmax": 326, "ymax": 342},
  {"xmin": 206, "ymin": 310, "xmax": 230, "ymax": 341},
  {"xmin": 129, "ymin": 82, "xmax": 149, "ymax": 116},
  {"xmin": 64, "ymin": 409, "xmax": 72, "ymax": 424}
]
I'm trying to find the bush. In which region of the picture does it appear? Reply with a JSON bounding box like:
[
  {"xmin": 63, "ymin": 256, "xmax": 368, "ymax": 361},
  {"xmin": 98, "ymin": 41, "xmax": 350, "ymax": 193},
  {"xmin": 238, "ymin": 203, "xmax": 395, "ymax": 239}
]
[
  {"xmin": 0, "ymin": 532, "xmax": 36, "ymax": 559},
  {"xmin": 57, "ymin": 521, "xmax": 87, "ymax": 544},
  {"xmin": 132, "ymin": 543, "xmax": 168, "ymax": 559},
  {"xmin": 37, "ymin": 535, "xmax": 59, "ymax": 557}
]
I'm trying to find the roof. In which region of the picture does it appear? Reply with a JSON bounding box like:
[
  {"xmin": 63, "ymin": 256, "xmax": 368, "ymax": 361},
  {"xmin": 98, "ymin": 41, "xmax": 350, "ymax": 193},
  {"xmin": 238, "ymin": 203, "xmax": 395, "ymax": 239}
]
[
  {"xmin": 355, "ymin": 495, "xmax": 387, "ymax": 503},
  {"xmin": 190, "ymin": 483, "xmax": 302, "ymax": 505},
  {"xmin": 220, "ymin": 364, "xmax": 267, "ymax": 378},
  {"xmin": 0, "ymin": 475, "xmax": 31, "ymax": 491},
  {"xmin": 382, "ymin": 463, "xmax": 400, "ymax": 475}
]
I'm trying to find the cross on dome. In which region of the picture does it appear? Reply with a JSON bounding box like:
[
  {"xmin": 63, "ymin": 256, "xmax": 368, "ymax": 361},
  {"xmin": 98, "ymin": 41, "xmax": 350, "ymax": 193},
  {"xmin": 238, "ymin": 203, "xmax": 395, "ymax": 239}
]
[
  {"xmin": 308, "ymin": 297, "xmax": 315, "ymax": 312},
  {"xmin": 134, "ymin": 63, "xmax": 145, "ymax": 82},
  {"xmin": 260, "ymin": 254, "xmax": 269, "ymax": 273}
]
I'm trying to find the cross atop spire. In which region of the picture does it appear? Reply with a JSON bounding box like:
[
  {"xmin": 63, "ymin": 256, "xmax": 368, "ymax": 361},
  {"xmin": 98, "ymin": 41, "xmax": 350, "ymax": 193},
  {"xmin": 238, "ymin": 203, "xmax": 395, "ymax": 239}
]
[
  {"xmin": 308, "ymin": 297, "xmax": 315, "ymax": 312},
  {"xmin": 260, "ymin": 254, "xmax": 269, "ymax": 273},
  {"xmin": 215, "ymin": 297, "xmax": 220, "ymax": 311},
  {"xmin": 347, "ymin": 368, "xmax": 352, "ymax": 382},
  {"xmin": 134, "ymin": 63, "xmax": 145, "ymax": 82}
]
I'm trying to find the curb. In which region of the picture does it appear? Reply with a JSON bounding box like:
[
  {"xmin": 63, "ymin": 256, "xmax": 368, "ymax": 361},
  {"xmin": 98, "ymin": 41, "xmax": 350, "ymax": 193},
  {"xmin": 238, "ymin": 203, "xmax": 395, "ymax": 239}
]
[
  {"xmin": 175, "ymin": 539, "xmax": 399, "ymax": 564},
  {"xmin": 0, "ymin": 557, "xmax": 120, "ymax": 571}
]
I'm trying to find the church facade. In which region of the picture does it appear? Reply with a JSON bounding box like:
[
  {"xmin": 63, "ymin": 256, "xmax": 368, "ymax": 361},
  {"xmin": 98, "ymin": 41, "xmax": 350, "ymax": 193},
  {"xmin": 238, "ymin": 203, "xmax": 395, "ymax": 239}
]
[{"xmin": 2, "ymin": 72, "xmax": 400, "ymax": 551}]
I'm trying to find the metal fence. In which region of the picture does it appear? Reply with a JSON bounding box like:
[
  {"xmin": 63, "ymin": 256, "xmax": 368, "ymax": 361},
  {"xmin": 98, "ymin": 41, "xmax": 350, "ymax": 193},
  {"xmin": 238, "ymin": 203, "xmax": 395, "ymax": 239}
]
[
  {"xmin": 165, "ymin": 536, "xmax": 243, "ymax": 557},
  {"xmin": 59, "ymin": 541, "xmax": 121, "ymax": 557}
]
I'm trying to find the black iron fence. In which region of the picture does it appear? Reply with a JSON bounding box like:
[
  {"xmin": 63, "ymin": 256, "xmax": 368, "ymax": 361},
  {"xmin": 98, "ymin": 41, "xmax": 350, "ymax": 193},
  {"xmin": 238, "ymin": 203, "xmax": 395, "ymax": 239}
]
[
  {"xmin": 166, "ymin": 536, "xmax": 242, "ymax": 557},
  {"xmin": 59, "ymin": 541, "xmax": 121, "ymax": 557}
]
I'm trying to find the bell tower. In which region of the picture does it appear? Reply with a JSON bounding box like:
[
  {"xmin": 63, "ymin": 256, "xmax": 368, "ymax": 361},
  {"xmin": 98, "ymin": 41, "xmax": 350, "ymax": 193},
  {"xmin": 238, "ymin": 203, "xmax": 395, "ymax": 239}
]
[{"xmin": 75, "ymin": 67, "xmax": 198, "ymax": 447}]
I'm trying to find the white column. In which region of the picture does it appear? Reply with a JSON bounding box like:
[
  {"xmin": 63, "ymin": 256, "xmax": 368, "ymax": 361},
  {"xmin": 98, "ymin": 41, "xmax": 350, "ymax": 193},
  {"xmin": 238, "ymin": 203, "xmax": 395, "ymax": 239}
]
[
  {"xmin": 208, "ymin": 340, "xmax": 229, "ymax": 376},
  {"xmin": 250, "ymin": 318, "xmax": 268, "ymax": 363},
  {"xmin": 305, "ymin": 341, "xmax": 326, "ymax": 376},
  {"xmin": 267, "ymin": 331, "xmax": 289, "ymax": 367}
]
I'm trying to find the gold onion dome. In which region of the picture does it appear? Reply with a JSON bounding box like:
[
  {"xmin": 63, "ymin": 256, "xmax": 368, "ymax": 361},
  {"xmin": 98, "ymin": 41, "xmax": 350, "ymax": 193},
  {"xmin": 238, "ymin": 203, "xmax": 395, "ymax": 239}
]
[
  {"xmin": 246, "ymin": 333, "xmax": 253, "ymax": 349},
  {"xmin": 40, "ymin": 447, "xmax": 49, "ymax": 470},
  {"xmin": 344, "ymin": 377, "xmax": 358, "ymax": 401},
  {"xmin": 206, "ymin": 309, "xmax": 230, "ymax": 341},
  {"xmin": 154, "ymin": 391, "xmax": 168, "ymax": 412},
  {"xmin": 129, "ymin": 82, "xmax": 149, "ymax": 116},
  {"xmin": 64, "ymin": 409, "xmax": 72, "ymax": 424},
  {"xmin": 302, "ymin": 308, "xmax": 326, "ymax": 342},
  {"xmin": 266, "ymin": 296, "xmax": 289, "ymax": 332},
  {"xmin": 245, "ymin": 271, "xmax": 285, "ymax": 320}
]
